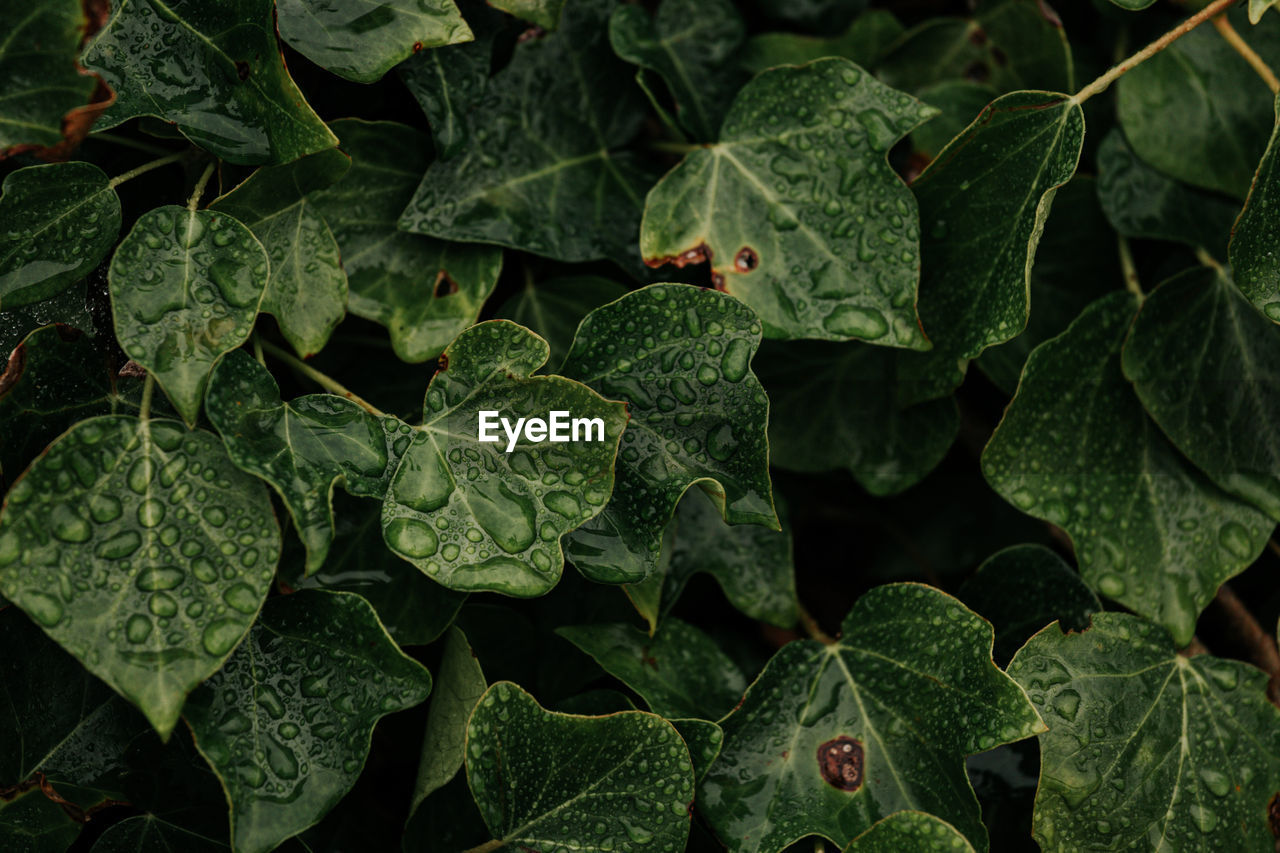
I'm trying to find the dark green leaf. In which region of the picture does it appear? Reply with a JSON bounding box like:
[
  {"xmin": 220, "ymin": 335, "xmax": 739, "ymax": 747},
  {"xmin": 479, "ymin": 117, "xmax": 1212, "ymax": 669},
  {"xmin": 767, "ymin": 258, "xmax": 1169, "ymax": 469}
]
[
  {"xmin": 494, "ymin": 275, "xmax": 630, "ymax": 368},
  {"xmin": 641, "ymin": 58, "xmax": 936, "ymax": 346},
  {"xmin": 0, "ymin": 0, "xmax": 98, "ymax": 152},
  {"xmin": 0, "ymin": 279, "xmax": 94, "ymax": 359},
  {"xmin": 912, "ymin": 81, "xmax": 998, "ymax": 162},
  {"xmin": 737, "ymin": 10, "xmax": 904, "ymax": 76},
  {"xmin": 748, "ymin": 0, "xmax": 865, "ymax": 32},
  {"xmin": 410, "ymin": 626, "xmax": 485, "ymax": 815},
  {"xmin": 0, "ymin": 789, "xmax": 81, "ymax": 853},
  {"xmin": 1231, "ymin": 93, "xmax": 1280, "ymax": 321},
  {"xmin": 488, "ymin": 0, "xmax": 566, "ymax": 29},
  {"xmin": 671, "ymin": 718, "xmax": 722, "ymax": 785},
  {"xmin": 91, "ymin": 814, "xmax": 227, "ymax": 853},
  {"xmin": 845, "ymin": 811, "xmax": 975, "ymax": 852},
  {"xmin": 1253, "ymin": 0, "xmax": 1280, "ymax": 24},
  {"xmin": 184, "ymin": 590, "xmax": 432, "ymax": 853}
]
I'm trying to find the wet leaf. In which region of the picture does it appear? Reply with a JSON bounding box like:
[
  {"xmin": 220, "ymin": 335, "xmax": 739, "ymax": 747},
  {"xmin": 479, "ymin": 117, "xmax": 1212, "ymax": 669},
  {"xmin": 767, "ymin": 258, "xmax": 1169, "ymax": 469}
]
[
  {"xmin": 400, "ymin": 0, "xmax": 655, "ymax": 266},
  {"xmin": 641, "ymin": 58, "xmax": 936, "ymax": 346},
  {"xmin": 1231, "ymin": 93, "xmax": 1280, "ymax": 321},
  {"xmin": 0, "ymin": 279, "xmax": 94, "ymax": 360},
  {"xmin": 844, "ymin": 811, "xmax": 976, "ymax": 852},
  {"xmin": 912, "ymin": 80, "xmax": 999, "ymax": 162},
  {"xmin": 561, "ymin": 284, "xmax": 777, "ymax": 583},
  {"xmin": 410, "ymin": 626, "xmax": 486, "ymax": 812},
  {"xmin": 495, "ymin": 275, "xmax": 630, "ymax": 368},
  {"xmin": 206, "ymin": 351, "xmax": 410, "ymax": 574},
  {"xmin": 380, "ymin": 321, "xmax": 628, "ymax": 596},
  {"xmin": 184, "ymin": 590, "xmax": 432, "ymax": 853},
  {"xmin": 109, "ymin": 206, "xmax": 269, "ymax": 426},
  {"xmin": 1253, "ymin": 0, "xmax": 1280, "ymax": 24},
  {"xmin": 558, "ymin": 617, "xmax": 746, "ymax": 719},
  {"xmin": 1009, "ymin": 614, "xmax": 1280, "ymax": 851},
  {"xmin": 487, "ymin": 0, "xmax": 566, "ymax": 29},
  {"xmin": 0, "ymin": 0, "xmax": 99, "ymax": 152},
  {"xmin": 310, "ymin": 119, "xmax": 502, "ymax": 364},
  {"xmin": 0, "ymin": 416, "xmax": 281, "ymax": 739},
  {"xmin": 82, "ymin": 0, "xmax": 335, "ymax": 164},
  {"xmin": 210, "ymin": 149, "xmax": 351, "ymax": 358},
  {"xmin": 984, "ymin": 292, "xmax": 1271, "ymax": 645},
  {"xmin": 699, "ymin": 583, "xmax": 1044, "ymax": 853},
  {"xmin": 1105, "ymin": 0, "xmax": 1155, "ymax": 8},
  {"xmin": 276, "ymin": 0, "xmax": 473, "ymax": 84},
  {"xmin": 465, "ymin": 681, "xmax": 694, "ymax": 851},
  {"xmin": 0, "ymin": 789, "xmax": 81, "ymax": 853},
  {"xmin": 671, "ymin": 718, "xmax": 722, "ymax": 784},
  {"xmin": 0, "ymin": 163, "xmax": 121, "ymax": 310},
  {"xmin": 90, "ymin": 814, "xmax": 228, "ymax": 852},
  {"xmin": 737, "ymin": 10, "xmax": 904, "ymax": 76},
  {"xmin": 1122, "ymin": 265, "xmax": 1280, "ymax": 522}
]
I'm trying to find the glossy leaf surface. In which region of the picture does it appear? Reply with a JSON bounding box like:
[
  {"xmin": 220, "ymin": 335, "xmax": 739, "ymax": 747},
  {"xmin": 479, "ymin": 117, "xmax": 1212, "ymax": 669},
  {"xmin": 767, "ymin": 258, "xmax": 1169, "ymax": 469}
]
[
  {"xmin": 0, "ymin": 0, "xmax": 99, "ymax": 152},
  {"xmin": 845, "ymin": 811, "xmax": 976, "ymax": 852},
  {"xmin": 488, "ymin": 0, "xmax": 566, "ymax": 29},
  {"xmin": 495, "ymin": 275, "xmax": 629, "ymax": 367},
  {"xmin": 410, "ymin": 626, "xmax": 485, "ymax": 813},
  {"xmin": 1231, "ymin": 93, "xmax": 1280, "ymax": 321}
]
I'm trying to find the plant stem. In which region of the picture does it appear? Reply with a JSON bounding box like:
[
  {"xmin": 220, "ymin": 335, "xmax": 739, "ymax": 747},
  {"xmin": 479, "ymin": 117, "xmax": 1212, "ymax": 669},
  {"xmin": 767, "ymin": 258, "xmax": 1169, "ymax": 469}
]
[
  {"xmin": 188, "ymin": 162, "xmax": 217, "ymax": 211},
  {"xmin": 1213, "ymin": 13, "xmax": 1280, "ymax": 93},
  {"xmin": 258, "ymin": 339, "xmax": 385, "ymax": 415},
  {"xmin": 1194, "ymin": 246, "xmax": 1223, "ymax": 270},
  {"xmin": 251, "ymin": 334, "xmax": 266, "ymax": 368},
  {"xmin": 648, "ymin": 140, "xmax": 703, "ymax": 155},
  {"xmin": 797, "ymin": 603, "xmax": 835, "ymax": 646},
  {"xmin": 1072, "ymin": 0, "xmax": 1239, "ymax": 105},
  {"xmin": 108, "ymin": 151, "xmax": 188, "ymax": 189},
  {"xmin": 460, "ymin": 841, "xmax": 505, "ymax": 853},
  {"xmin": 1212, "ymin": 585, "xmax": 1280, "ymax": 706},
  {"xmin": 139, "ymin": 374, "xmax": 155, "ymax": 421},
  {"xmin": 1118, "ymin": 236, "xmax": 1143, "ymax": 298}
]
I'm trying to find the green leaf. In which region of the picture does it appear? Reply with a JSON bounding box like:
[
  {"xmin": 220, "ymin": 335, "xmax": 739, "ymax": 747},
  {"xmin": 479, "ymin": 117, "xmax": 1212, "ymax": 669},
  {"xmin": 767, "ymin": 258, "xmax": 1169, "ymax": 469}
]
[
  {"xmin": 1253, "ymin": 0, "xmax": 1280, "ymax": 24},
  {"xmin": 757, "ymin": 339, "xmax": 958, "ymax": 495},
  {"xmin": 561, "ymin": 284, "xmax": 777, "ymax": 583},
  {"xmin": 109, "ymin": 206, "xmax": 269, "ymax": 425},
  {"xmin": 640, "ymin": 58, "xmax": 936, "ymax": 346},
  {"xmin": 1009, "ymin": 613, "xmax": 1280, "ymax": 850},
  {"xmin": 700, "ymin": 584, "xmax": 1045, "ymax": 852},
  {"xmin": 209, "ymin": 149, "xmax": 351, "ymax": 358},
  {"xmin": 737, "ymin": 10, "xmax": 904, "ymax": 76},
  {"xmin": 1116, "ymin": 5, "xmax": 1280, "ymax": 198},
  {"xmin": 275, "ymin": 0, "xmax": 473, "ymax": 84},
  {"xmin": 912, "ymin": 81, "xmax": 999, "ymax": 162},
  {"xmin": 494, "ymin": 275, "xmax": 630, "ymax": 368},
  {"xmin": 81, "ymin": 0, "xmax": 337, "ymax": 165},
  {"xmin": 0, "ymin": 162, "xmax": 121, "ymax": 309},
  {"xmin": 1104, "ymin": 0, "xmax": 1156, "ymax": 9},
  {"xmin": 1231, "ymin": 93, "xmax": 1280, "ymax": 321},
  {"xmin": 845, "ymin": 811, "xmax": 976, "ymax": 852},
  {"xmin": 906, "ymin": 90, "xmax": 1084, "ymax": 404},
  {"xmin": 0, "ymin": 415, "xmax": 281, "ymax": 739},
  {"xmin": 671, "ymin": 718, "xmax": 722, "ymax": 784},
  {"xmin": 310, "ymin": 119, "xmax": 503, "ymax": 363},
  {"xmin": 487, "ymin": 0, "xmax": 566, "ymax": 29},
  {"xmin": 0, "ymin": 279, "xmax": 94, "ymax": 359},
  {"xmin": 91, "ymin": 814, "xmax": 227, "ymax": 853},
  {"xmin": 184, "ymin": 590, "xmax": 432, "ymax": 853},
  {"xmin": 557, "ymin": 617, "xmax": 746, "ymax": 719},
  {"xmin": 749, "ymin": 0, "xmax": 866, "ymax": 32},
  {"xmin": 1097, "ymin": 128, "xmax": 1238, "ymax": 255},
  {"xmin": 380, "ymin": 321, "xmax": 628, "ymax": 596},
  {"xmin": 1122, "ymin": 265, "xmax": 1280, "ymax": 522},
  {"xmin": 400, "ymin": 0, "xmax": 655, "ymax": 266},
  {"xmin": 608, "ymin": 0, "xmax": 746, "ymax": 142},
  {"xmin": 983, "ymin": 292, "xmax": 1271, "ymax": 645},
  {"xmin": 0, "ymin": 0, "xmax": 99, "ymax": 152},
  {"xmin": 958, "ymin": 545, "xmax": 1101, "ymax": 665},
  {"xmin": 410, "ymin": 626, "xmax": 486, "ymax": 812},
  {"xmin": 206, "ymin": 350, "xmax": 409, "ymax": 574},
  {"xmin": 0, "ymin": 789, "xmax": 81, "ymax": 853},
  {"xmin": 465, "ymin": 681, "xmax": 694, "ymax": 851}
]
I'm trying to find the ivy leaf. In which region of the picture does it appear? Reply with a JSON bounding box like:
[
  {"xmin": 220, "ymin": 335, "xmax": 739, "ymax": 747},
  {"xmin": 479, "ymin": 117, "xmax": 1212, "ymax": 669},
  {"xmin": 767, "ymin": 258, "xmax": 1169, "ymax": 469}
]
[
  {"xmin": 757, "ymin": 339, "xmax": 958, "ymax": 495},
  {"xmin": 0, "ymin": 415, "xmax": 281, "ymax": 739},
  {"xmin": 465, "ymin": 681, "xmax": 694, "ymax": 851},
  {"xmin": 400, "ymin": 0, "xmax": 655, "ymax": 266},
  {"xmin": 0, "ymin": 790, "xmax": 81, "ymax": 853},
  {"xmin": 1253, "ymin": 0, "xmax": 1280, "ymax": 24},
  {"xmin": 737, "ymin": 10, "xmax": 904, "ymax": 76},
  {"xmin": 210, "ymin": 149, "xmax": 351, "ymax": 358},
  {"xmin": 495, "ymin": 275, "xmax": 630, "ymax": 367},
  {"xmin": 0, "ymin": 162, "xmax": 121, "ymax": 310},
  {"xmin": 1104, "ymin": 0, "xmax": 1156, "ymax": 9},
  {"xmin": 410, "ymin": 626, "xmax": 486, "ymax": 815},
  {"xmin": 984, "ymin": 292, "xmax": 1271, "ymax": 645},
  {"xmin": 561, "ymin": 285, "xmax": 777, "ymax": 583},
  {"xmin": 184, "ymin": 590, "xmax": 432, "ymax": 853},
  {"xmin": 608, "ymin": 0, "xmax": 747, "ymax": 142},
  {"xmin": 0, "ymin": 0, "xmax": 99, "ymax": 153},
  {"xmin": 1009, "ymin": 613, "xmax": 1280, "ymax": 850},
  {"xmin": 672, "ymin": 718, "xmax": 723, "ymax": 784},
  {"xmin": 1122, "ymin": 266, "xmax": 1280, "ymax": 522},
  {"xmin": 81, "ymin": 0, "xmax": 336, "ymax": 165},
  {"xmin": 1231, "ymin": 94, "xmax": 1280, "ymax": 322},
  {"xmin": 557, "ymin": 618, "xmax": 746, "ymax": 719},
  {"xmin": 905, "ymin": 90, "xmax": 1085, "ymax": 404},
  {"xmin": 109, "ymin": 206, "xmax": 269, "ymax": 426},
  {"xmin": 275, "ymin": 0, "xmax": 473, "ymax": 84},
  {"xmin": 846, "ymin": 811, "xmax": 976, "ymax": 852},
  {"xmin": 912, "ymin": 81, "xmax": 999, "ymax": 162},
  {"xmin": 380, "ymin": 321, "xmax": 628, "ymax": 596},
  {"xmin": 641, "ymin": 58, "xmax": 936, "ymax": 346},
  {"xmin": 699, "ymin": 583, "xmax": 1045, "ymax": 853},
  {"xmin": 488, "ymin": 0, "xmax": 566, "ymax": 29},
  {"xmin": 310, "ymin": 119, "xmax": 502, "ymax": 364},
  {"xmin": 206, "ymin": 350, "xmax": 411, "ymax": 575},
  {"xmin": 90, "ymin": 815, "xmax": 227, "ymax": 853},
  {"xmin": 0, "ymin": 279, "xmax": 94, "ymax": 360}
]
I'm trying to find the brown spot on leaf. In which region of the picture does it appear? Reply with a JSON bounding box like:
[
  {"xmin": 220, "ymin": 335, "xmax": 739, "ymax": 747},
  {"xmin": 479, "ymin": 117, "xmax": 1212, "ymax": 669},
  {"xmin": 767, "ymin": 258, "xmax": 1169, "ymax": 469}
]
[
  {"xmin": 517, "ymin": 26, "xmax": 546, "ymax": 43},
  {"xmin": 1269, "ymin": 792, "xmax": 1280, "ymax": 837},
  {"xmin": 817, "ymin": 736, "xmax": 863, "ymax": 791},
  {"xmin": 645, "ymin": 242, "xmax": 712, "ymax": 269},
  {"xmin": 734, "ymin": 246, "xmax": 759, "ymax": 273},
  {"xmin": 236, "ymin": 61, "xmax": 251, "ymax": 81},
  {"xmin": 711, "ymin": 272, "xmax": 726, "ymax": 291},
  {"xmin": 434, "ymin": 270, "xmax": 459, "ymax": 298},
  {"xmin": 968, "ymin": 27, "xmax": 988, "ymax": 47},
  {"xmin": 1036, "ymin": 0, "xmax": 1063, "ymax": 27},
  {"xmin": 991, "ymin": 46, "xmax": 1009, "ymax": 68},
  {"xmin": 0, "ymin": 343, "xmax": 26, "ymax": 398},
  {"xmin": 437, "ymin": 353, "xmax": 450, "ymax": 372},
  {"xmin": 964, "ymin": 61, "xmax": 990, "ymax": 84},
  {"xmin": 118, "ymin": 360, "xmax": 147, "ymax": 379},
  {"xmin": 413, "ymin": 41, "xmax": 424, "ymax": 53}
]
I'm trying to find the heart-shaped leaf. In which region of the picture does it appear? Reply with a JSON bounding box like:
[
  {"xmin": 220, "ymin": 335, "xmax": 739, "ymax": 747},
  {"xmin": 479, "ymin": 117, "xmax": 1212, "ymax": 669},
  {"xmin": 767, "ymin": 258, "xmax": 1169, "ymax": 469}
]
[
  {"xmin": 109, "ymin": 206, "xmax": 269, "ymax": 425},
  {"xmin": 81, "ymin": 0, "xmax": 336, "ymax": 165},
  {"xmin": 1010, "ymin": 613, "xmax": 1280, "ymax": 850},
  {"xmin": 737, "ymin": 10, "xmax": 904, "ymax": 76},
  {"xmin": 310, "ymin": 119, "xmax": 503, "ymax": 364},
  {"xmin": 90, "ymin": 815, "xmax": 226, "ymax": 853},
  {"xmin": 380, "ymin": 321, "xmax": 628, "ymax": 596},
  {"xmin": 0, "ymin": 415, "xmax": 280, "ymax": 738},
  {"xmin": 699, "ymin": 583, "xmax": 1045, "ymax": 853},
  {"xmin": 487, "ymin": 0, "xmax": 566, "ymax": 29},
  {"xmin": 1231, "ymin": 93, "xmax": 1280, "ymax": 322},
  {"xmin": 641, "ymin": 58, "xmax": 936, "ymax": 346},
  {"xmin": 275, "ymin": 0, "xmax": 473, "ymax": 84},
  {"xmin": 0, "ymin": 162, "xmax": 121, "ymax": 309},
  {"xmin": 672, "ymin": 718, "xmax": 723, "ymax": 784},
  {"xmin": 465, "ymin": 681, "xmax": 694, "ymax": 852},
  {"xmin": 984, "ymin": 291, "xmax": 1271, "ymax": 645},
  {"xmin": 846, "ymin": 811, "xmax": 976, "ymax": 852},
  {"xmin": 912, "ymin": 81, "xmax": 999, "ymax": 163},
  {"xmin": 410, "ymin": 626, "xmax": 486, "ymax": 813},
  {"xmin": 184, "ymin": 590, "xmax": 432, "ymax": 853},
  {"xmin": 1253, "ymin": 0, "xmax": 1280, "ymax": 23},
  {"xmin": 495, "ymin": 275, "xmax": 629, "ymax": 367},
  {"xmin": 210, "ymin": 149, "xmax": 351, "ymax": 358},
  {"xmin": 561, "ymin": 284, "xmax": 777, "ymax": 583}
]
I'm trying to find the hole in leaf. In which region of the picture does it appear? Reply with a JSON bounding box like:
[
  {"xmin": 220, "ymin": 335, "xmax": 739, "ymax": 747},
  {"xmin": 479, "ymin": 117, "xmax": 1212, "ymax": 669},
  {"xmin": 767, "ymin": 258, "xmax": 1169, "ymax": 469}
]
[{"xmin": 817, "ymin": 736, "xmax": 863, "ymax": 791}]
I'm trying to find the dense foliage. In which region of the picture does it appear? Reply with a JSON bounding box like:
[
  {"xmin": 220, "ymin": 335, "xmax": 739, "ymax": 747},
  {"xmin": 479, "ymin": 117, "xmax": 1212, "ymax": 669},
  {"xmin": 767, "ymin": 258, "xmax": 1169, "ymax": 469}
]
[{"xmin": 3, "ymin": 0, "xmax": 1280, "ymax": 850}]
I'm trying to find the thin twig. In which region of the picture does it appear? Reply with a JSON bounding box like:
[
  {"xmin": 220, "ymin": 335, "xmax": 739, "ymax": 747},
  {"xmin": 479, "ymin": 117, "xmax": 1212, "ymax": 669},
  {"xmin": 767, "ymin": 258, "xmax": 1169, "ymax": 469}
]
[
  {"xmin": 1214, "ymin": 585, "xmax": 1280, "ymax": 677},
  {"xmin": 139, "ymin": 374, "xmax": 155, "ymax": 421},
  {"xmin": 1195, "ymin": 246, "xmax": 1223, "ymax": 270},
  {"xmin": 647, "ymin": 140, "xmax": 704, "ymax": 155},
  {"xmin": 798, "ymin": 603, "xmax": 835, "ymax": 646},
  {"xmin": 258, "ymin": 340, "xmax": 385, "ymax": 415},
  {"xmin": 1213, "ymin": 13, "xmax": 1280, "ymax": 93},
  {"xmin": 460, "ymin": 840, "xmax": 505, "ymax": 853},
  {"xmin": 1118, "ymin": 236, "xmax": 1142, "ymax": 298},
  {"xmin": 188, "ymin": 161, "xmax": 216, "ymax": 211},
  {"xmin": 108, "ymin": 151, "xmax": 188, "ymax": 189}
]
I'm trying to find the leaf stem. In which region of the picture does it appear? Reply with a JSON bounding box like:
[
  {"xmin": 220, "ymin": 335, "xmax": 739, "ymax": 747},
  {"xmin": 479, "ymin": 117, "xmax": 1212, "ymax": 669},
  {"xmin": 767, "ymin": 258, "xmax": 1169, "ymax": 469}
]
[
  {"xmin": 108, "ymin": 151, "xmax": 188, "ymax": 189},
  {"xmin": 1213, "ymin": 12, "xmax": 1280, "ymax": 93},
  {"xmin": 258, "ymin": 339, "xmax": 385, "ymax": 416},
  {"xmin": 648, "ymin": 140, "xmax": 703, "ymax": 155},
  {"xmin": 460, "ymin": 841, "xmax": 505, "ymax": 853},
  {"xmin": 1212, "ymin": 584, "xmax": 1280, "ymax": 706},
  {"xmin": 1194, "ymin": 246, "xmax": 1223, "ymax": 270},
  {"xmin": 188, "ymin": 161, "xmax": 217, "ymax": 211},
  {"xmin": 139, "ymin": 374, "xmax": 155, "ymax": 421},
  {"xmin": 797, "ymin": 603, "xmax": 835, "ymax": 645},
  {"xmin": 251, "ymin": 333, "xmax": 266, "ymax": 368},
  {"xmin": 1118, "ymin": 236, "xmax": 1143, "ymax": 298},
  {"xmin": 1072, "ymin": 0, "xmax": 1239, "ymax": 105}
]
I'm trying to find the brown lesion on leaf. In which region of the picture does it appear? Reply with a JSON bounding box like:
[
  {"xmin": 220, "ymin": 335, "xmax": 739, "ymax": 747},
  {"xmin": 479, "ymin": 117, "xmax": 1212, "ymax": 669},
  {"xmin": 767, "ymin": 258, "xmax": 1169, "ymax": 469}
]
[
  {"xmin": 968, "ymin": 26, "xmax": 988, "ymax": 46},
  {"xmin": 413, "ymin": 41, "xmax": 424, "ymax": 53},
  {"xmin": 817, "ymin": 736, "xmax": 863, "ymax": 792},
  {"xmin": 0, "ymin": 343, "xmax": 27, "ymax": 398},
  {"xmin": 434, "ymin": 270, "xmax": 459, "ymax": 298},
  {"xmin": 964, "ymin": 61, "xmax": 991, "ymax": 83},
  {"xmin": 644, "ymin": 242, "xmax": 713, "ymax": 270},
  {"xmin": 517, "ymin": 25, "xmax": 546, "ymax": 43},
  {"xmin": 734, "ymin": 246, "xmax": 758, "ymax": 273},
  {"xmin": 437, "ymin": 353, "xmax": 450, "ymax": 372},
  {"xmin": 1269, "ymin": 791, "xmax": 1280, "ymax": 837},
  {"xmin": 991, "ymin": 46, "xmax": 1009, "ymax": 67}
]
